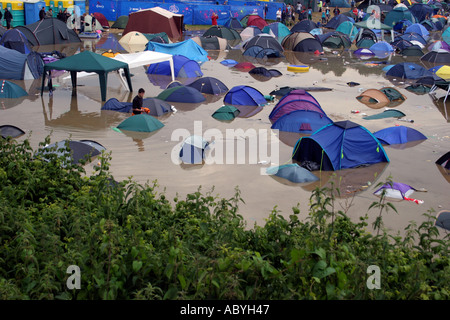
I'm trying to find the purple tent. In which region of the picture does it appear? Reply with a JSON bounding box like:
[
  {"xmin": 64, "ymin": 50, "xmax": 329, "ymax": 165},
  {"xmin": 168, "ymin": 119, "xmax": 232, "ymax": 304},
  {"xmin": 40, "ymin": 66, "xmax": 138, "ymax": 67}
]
[
  {"xmin": 374, "ymin": 182, "xmax": 424, "ymax": 204},
  {"xmin": 269, "ymin": 89, "xmax": 325, "ymax": 123}
]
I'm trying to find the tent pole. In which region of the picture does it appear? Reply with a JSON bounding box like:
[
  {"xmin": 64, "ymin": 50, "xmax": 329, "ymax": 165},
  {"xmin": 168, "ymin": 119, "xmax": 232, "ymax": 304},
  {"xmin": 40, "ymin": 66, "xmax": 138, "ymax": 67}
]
[
  {"xmin": 70, "ymin": 70, "xmax": 78, "ymax": 96},
  {"xmin": 123, "ymin": 67, "xmax": 133, "ymax": 93},
  {"xmin": 169, "ymin": 56, "xmax": 175, "ymax": 82},
  {"xmin": 40, "ymin": 69, "xmax": 47, "ymax": 96},
  {"xmin": 98, "ymin": 72, "xmax": 108, "ymax": 102}
]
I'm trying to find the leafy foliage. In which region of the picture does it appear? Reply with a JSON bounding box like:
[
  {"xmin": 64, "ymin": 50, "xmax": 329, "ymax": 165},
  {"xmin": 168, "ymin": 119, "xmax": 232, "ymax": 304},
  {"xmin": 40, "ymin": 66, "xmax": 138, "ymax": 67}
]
[{"xmin": 0, "ymin": 136, "xmax": 449, "ymax": 300}]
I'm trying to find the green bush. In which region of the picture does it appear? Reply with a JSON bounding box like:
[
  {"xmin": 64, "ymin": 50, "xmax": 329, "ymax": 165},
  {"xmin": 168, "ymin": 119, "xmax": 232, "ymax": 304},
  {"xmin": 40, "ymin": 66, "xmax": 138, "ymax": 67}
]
[{"xmin": 0, "ymin": 136, "xmax": 449, "ymax": 300}]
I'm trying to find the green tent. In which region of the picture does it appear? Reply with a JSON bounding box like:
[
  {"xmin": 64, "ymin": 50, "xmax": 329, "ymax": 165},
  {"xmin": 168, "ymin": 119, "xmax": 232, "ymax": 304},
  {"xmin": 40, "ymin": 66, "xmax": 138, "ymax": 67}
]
[
  {"xmin": 116, "ymin": 114, "xmax": 164, "ymax": 132},
  {"xmin": 362, "ymin": 109, "xmax": 406, "ymax": 120},
  {"xmin": 143, "ymin": 32, "xmax": 170, "ymax": 44},
  {"xmin": 0, "ymin": 80, "xmax": 27, "ymax": 98},
  {"xmin": 212, "ymin": 105, "xmax": 240, "ymax": 121},
  {"xmin": 111, "ymin": 15, "xmax": 129, "ymax": 29},
  {"xmin": 41, "ymin": 51, "xmax": 133, "ymax": 102}
]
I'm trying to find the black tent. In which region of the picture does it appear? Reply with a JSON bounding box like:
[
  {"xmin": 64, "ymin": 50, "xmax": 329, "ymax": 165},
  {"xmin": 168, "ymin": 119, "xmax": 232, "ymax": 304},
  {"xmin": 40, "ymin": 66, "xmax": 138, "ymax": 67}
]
[{"xmin": 15, "ymin": 18, "xmax": 81, "ymax": 46}]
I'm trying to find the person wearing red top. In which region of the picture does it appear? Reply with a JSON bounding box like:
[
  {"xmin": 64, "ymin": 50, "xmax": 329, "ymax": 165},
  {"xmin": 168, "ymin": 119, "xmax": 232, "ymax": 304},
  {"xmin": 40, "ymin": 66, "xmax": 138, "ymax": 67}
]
[{"xmin": 211, "ymin": 12, "xmax": 218, "ymax": 26}]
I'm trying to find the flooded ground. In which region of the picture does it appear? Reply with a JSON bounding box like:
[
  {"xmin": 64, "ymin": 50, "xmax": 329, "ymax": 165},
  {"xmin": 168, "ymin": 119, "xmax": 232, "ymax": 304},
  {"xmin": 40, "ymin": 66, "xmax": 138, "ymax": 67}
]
[{"xmin": 1, "ymin": 30, "xmax": 449, "ymax": 234}]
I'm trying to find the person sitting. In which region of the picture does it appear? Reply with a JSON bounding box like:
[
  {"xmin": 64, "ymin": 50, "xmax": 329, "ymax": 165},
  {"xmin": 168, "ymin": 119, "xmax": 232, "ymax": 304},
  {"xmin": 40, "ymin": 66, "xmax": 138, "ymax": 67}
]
[{"xmin": 132, "ymin": 88, "xmax": 145, "ymax": 115}]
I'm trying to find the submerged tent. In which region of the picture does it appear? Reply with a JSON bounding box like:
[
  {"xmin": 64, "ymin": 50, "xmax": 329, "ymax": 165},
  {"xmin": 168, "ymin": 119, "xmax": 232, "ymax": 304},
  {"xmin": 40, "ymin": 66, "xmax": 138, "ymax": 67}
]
[
  {"xmin": 41, "ymin": 50, "xmax": 132, "ymax": 102},
  {"xmin": 188, "ymin": 77, "xmax": 228, "ymax": 95},
  {"xmin": 292, "ymin": 120, "xmax": 389, "ymax": 171},
  {"xmin": 157, "ymin": 85, "xmax": 206, "ymax": 103},
  {"xmin": 191, "ymin": 36, "xmax": 229, "ymax": 51},
  {"xmin": 266, "ymin": 163, "xmax": 319, "ymax": 184},
  {"xmin": 212, "ymin": 105, "xmax": 240, "ymax": 121},
  {"xmin": 421, "ymin": 49, "xmax": 450, "ymax": 64},
  {"xmin": 271, "ymin": 109, "xmax": 333, "ymax": 134},
  {"xmin": 223, "ymin": 85, "xmax": 266, "ymax": 106},
  {"xmin": 435, "ymin": 210, "xmax": 450, "ymax": 231},
  {"xmin": 146, "ymin": 55, "xmax": 203, "ymax": 78},
  {"xmin": 116, "ymin": 114, "xmax": 164, "ymax": 132},
  {"xmin": 0, "ymin": 125, "xmax": 25, "ymax": 139},
  {"xmin": 243, "ymin": 34, "xmax": 284, "ymax": 52},
  {"xmin": 36, "ymin": 140, "xmax": 101, "ymax": 166},
  {"xmin": 102, "ymin": 97, "xmax": 171, "ymax": 116},
  {"xmin": 179, "ymin": 135, "xmax": 209, "ymax": 164},
  {"xmin": 386, "ymin": 62, "xmax": 432, "ymax": 79},
  {"xmin": 123, "ymin": 7, "xmax": 184, "ymax": 41},
  {"xmin": 316, "ymin": 32, "xmax": 352, "ymax": 49},
  {"xmin": 269, "ymin": 89, "xmax": 325, "ymax": 123},
  {"xmin": 146, "ymin": 39, "xmax": 209, "ymax": 62},
  {"xmin": 436, "ymin": 151, "xmax": 450, "ymax": 170},
  {"xmin": 0, "ymin": 46, "xmax": 44, "ymax": 80},
  {"xmin": 240, "ymin": 26, "xmax": 263, "ymax": 42},
  {"xmin": 373, "ymin": 126, "xmax": 427, "ymax": 145},
  {"xmin": 0, "ymin": 80, "xmax": 28, "ymax": 98},
  {"xmin": 16, "ymin": 18, "xmax": 81, "ymax": 46},
  {"xmin": 0, "ymin": 29, "xmax": 33, "ymax": 54}
]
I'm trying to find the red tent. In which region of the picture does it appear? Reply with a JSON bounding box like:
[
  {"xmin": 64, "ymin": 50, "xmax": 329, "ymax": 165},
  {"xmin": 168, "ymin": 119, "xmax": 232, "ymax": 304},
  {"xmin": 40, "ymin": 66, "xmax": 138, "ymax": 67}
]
[
  {"xmin": 92, "ymin": 12, "xmax": 110, "ymax": 28},
  {"xmin": 246, "ymin": 15, "xmax": 268, "ymax": 30},
  {"xmin": 123, "ymin": 7, "xmax": 184, "ymax": 41}
]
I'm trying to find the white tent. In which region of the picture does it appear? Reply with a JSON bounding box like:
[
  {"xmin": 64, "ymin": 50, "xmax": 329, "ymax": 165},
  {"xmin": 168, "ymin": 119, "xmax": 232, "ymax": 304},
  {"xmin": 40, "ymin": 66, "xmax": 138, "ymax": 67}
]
[{"xmin": 63, "ymin": 51, "xmax": 174, "ymax": 91}]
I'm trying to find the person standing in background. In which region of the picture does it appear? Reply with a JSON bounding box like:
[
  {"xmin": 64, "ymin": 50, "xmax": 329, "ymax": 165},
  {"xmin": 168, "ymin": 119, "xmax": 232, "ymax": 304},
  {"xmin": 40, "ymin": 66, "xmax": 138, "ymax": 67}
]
[
  {"xmin": 39, "ymin": 6, "xmax": 46, "ymax": 20},
  {"xmin": 4, "ymin": 8, "xmax": 13, "ymax": 29},
  {"xmin": 264, "ymin": 4, "xmax": 268, "ymax": 19},
  {"xmin": 276, "ymin": 8, "xmax": 282, "ymax": 22},
  {"xmin": 211, "ymin": 11, "xmax": 218, "ymax": 26}
]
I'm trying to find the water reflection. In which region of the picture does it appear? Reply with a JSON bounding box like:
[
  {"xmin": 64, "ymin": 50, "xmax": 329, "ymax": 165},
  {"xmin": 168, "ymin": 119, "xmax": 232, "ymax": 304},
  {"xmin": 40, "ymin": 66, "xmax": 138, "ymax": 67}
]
[
  {"xmin": 431, "ymin": 96, "xmax": 450, "ymax": 122},
  {"xmin": 0, "ymin": 79, "xmax": 41, "ymax": 110},
  {"xmin": 300, "ymin": 162, "xmax": 389, "ymax": 198},
  {"xmin": 41, "ymin": 95, "xmax": 127, "ymax": 131},
  {"xmin": 118, "ymin": 130, "xmax": 159, "ymax": 152}
]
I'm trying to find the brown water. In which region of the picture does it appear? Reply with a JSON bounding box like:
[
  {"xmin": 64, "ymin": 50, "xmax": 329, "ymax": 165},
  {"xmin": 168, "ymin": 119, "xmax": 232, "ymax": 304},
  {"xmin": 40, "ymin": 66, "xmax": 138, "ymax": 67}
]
[{"xmin": 1, "ymin": 32, "xmax": 449, "ymax": 234}]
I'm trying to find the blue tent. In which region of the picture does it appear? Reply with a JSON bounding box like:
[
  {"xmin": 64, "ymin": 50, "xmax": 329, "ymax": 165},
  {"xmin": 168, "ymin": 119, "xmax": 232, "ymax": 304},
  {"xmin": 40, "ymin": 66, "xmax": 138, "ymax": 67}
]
[
  {"xmin": 404, "ymin": 24, "xmax": 430, "ymax": 40},
  {"xmin": 373, "ymin": 126, "xmax": 427, "ymax": 145},
  {"xmin": 325, "ymin": 15, "xmax": 354, "ymax": 30},
  {"xmin": 384, "ymin": 7, "xmax": 416, "ymax": 27},
  {"xmin": 400, "ymin": 32, "xmax": 427, "ymax": 46},
  {"xmin": 102, "ymin": 98, "xmax": 132, "ymax": 113},
  {"xmin": 291, "ymin": 20, "xmax": 318, "ymax": 33},
  {"xmin": 102, "ymin": 97, "xmax": 171, "ymax": 116},
  {"xmin": 266, "ymin": 163, "xmax": 319, "ymax": 183},
  {"xmin": 0, "ymin": 80, "xmax": 28, "ymax": 98},
  {"xmin": 292, "ymin": 120, "xmax": 389, "ymax": 171},
  {"xmin": 224, "ymin": 17, "xmax": 244, "ymax": 29},
  {"xmin": 187, "ymin": 76, "xmax": 228, "ymax": 95},
  {"xmin": 409, "ymin": 3, "xmax": 434, "ymax": 23},
  {"xmin": 179, "ymin": 135, "xmax": 209, "ymax": 164},
  {"xmin": 271, "ymin": 110, "xmax": 333, "ymax": 134},
  {"xmin": 386, "ymin": 62, "xmax": 432, "ymax": 79},
  {"xmin": 243, "ymin": 45, "xmax": 284, "ymax": 59},
  {"xmin": 146, "ymin": 55, "xmax": 203, "ymax": 78},
  {"xmin": 157, "ymin": 85, "xmax": 206, "ymax": 103},
  {"xmin": 369, "ymin": 41, "xmax": 394, "ymax": 52},
  {"xmin": 145, "ymin": 39, "xmax": 209, "ymax": 62},
  {"xmin": 223, "ymin": 85, "xmax": 266, "ymax": 106},
  {"xmin": 0, "ymin": 29, "xmax": 33, "ymax": 54},
  {"xmin": 262, "ymin": 22, "xmax": 291, "ymax": 43},
  {"xmin": 0, "ymin": 46, "xmax": 43, "ymax": 80}
]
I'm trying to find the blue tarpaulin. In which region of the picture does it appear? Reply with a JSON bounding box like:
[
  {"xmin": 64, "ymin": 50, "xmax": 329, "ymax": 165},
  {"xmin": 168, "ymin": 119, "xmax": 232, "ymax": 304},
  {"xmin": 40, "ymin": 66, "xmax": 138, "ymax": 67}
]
[{"xmin": 146, "ymin": 39, "xmax": 209, "ymax": 62}]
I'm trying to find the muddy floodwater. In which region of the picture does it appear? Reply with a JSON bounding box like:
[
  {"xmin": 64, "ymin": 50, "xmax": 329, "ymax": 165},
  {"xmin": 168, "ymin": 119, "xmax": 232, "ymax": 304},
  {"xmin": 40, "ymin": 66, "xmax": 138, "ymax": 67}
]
[{"xmin": 1, "ymin": 31, "xmax": 449, "ymax": 234}]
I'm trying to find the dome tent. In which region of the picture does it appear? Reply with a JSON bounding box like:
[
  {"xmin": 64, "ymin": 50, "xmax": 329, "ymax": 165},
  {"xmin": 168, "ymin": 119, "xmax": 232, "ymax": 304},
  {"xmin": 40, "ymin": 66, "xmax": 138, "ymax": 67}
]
[{"xmin": 292, "ymin": 120, "xmax": 389, "ymax": 171}]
